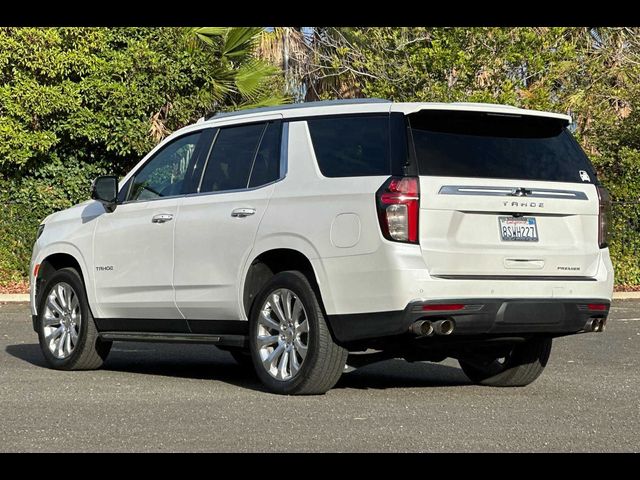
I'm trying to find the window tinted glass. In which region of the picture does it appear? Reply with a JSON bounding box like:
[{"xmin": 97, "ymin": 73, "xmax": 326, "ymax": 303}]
[
  {"xmin": 307, "ymin": 115, "xmax": 390, "ymax": 177},
  {"xmin": 410, "ymin": 111, "xmax": 596, "ymax": 183},
  {"xmin": 129, "ymin": 132, "xmax": 201, "ymax": 201},
  {"xmin": 249, "ymin": 122, "xmax": 281, "ymax": 188},
  {"xmin": 200, "ymin": 123, "xmax": 265, "ymax": 193}
]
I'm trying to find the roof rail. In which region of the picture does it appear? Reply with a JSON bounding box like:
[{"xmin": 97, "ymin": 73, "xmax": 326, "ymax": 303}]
[{"xmin": 208, "ymin": 98, "xmax": 391, "ymax": 120}]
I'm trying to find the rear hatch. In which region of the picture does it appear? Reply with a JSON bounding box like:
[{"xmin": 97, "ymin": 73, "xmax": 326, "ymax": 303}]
[{"xmin": 408, "ymin": 109, "xmax": 602, "ymax": 279}]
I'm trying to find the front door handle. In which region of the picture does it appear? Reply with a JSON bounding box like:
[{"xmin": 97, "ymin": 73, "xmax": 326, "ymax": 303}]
[
  {"xmin": 231, "ymin": 208, "xmax": 256, "ymax": 218},
  {"xmin": 151, "ymin": 213, "xmax": 174, "ymax": 224}
]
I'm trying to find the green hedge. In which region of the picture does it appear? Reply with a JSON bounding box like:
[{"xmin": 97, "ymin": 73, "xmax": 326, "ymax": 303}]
[
  {"xmin": 0, "ymin": 157, "xmax": 106, "ymax": 284},
  {"xmin": 2, "ymin": 170, "xmax": 638, "ymax": 288},
  {"xmin": 609, "ymin": 202, "xmax": 640, "ymax": 286}
]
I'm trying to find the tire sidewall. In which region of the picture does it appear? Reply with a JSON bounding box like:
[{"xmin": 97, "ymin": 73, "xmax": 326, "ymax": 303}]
[
  {"xmin": 249, "ymin": 272, "xmax": 321, "ymax": 394},
  {"xmin": 36, "ymin": 268, "xmax": 92, "ymax": 370}
]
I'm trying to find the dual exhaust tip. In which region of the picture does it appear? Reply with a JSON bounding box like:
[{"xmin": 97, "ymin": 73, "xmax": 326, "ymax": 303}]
[
  {"xmin": 585, "ymin": 317, "xmax": 606, "ymax": 333},
  {"xmin": 410, "ymin": 319, "xmax": 455, "ymax": 337}
]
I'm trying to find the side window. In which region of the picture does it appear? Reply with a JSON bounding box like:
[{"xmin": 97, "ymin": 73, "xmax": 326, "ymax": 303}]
[
  {"xmin": 200, "ymin": 123, "xmax": 265, "ymax": 193},
  {"xmin": 307, "ymin": 115, "xmax": 390, "ymax": 177},
  {"xmin": 249, "ymin": 122, "xmax": 282, "ymax": 188},
  {"xmin": 128, "ymin": 132, "xmax": 201, "ymax": 202}
]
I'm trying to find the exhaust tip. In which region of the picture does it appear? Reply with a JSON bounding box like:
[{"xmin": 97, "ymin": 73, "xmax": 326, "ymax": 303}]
[
  {"xmin": 410, "ymin": 320, "xmax": 434, "ymax": 337},
  {"xmin": 585, "ymin": 317, "xmax": 607, "ymax": 333},
  {"xmin": 433, "ymin": 319, "xmax": 455, "ymax": 336}
]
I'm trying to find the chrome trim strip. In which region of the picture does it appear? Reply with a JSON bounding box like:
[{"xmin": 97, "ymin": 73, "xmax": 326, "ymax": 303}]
[
  {"xmin": 432, "ymin": 274, "xmax": 597, "ymax": 281},
  {"xmin": 438, "ymin": 185, "xmax": 588, "ymax": 200},
  {"xmin": 280, "ymin": 121, "xmax": 289, "ymax": 179}
]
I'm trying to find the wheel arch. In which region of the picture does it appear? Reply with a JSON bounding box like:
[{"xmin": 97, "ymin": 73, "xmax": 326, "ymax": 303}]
[
  {"xmin": 34, "ymin": 246, "xmax": 94, "ymax": 316},
  {"xmin": 241, "ymin": 247, "xmax": 333, "ymax": 321}
]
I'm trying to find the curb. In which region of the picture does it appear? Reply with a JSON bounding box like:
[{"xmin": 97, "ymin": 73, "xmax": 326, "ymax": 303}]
[
  {"xmin": 0, "ymin": 294, "xmax": 29, "ymax": 302},
  {"xmin": 2, "ymin": 292, "xmax": 640, "ymax": 303},
  {"xmin": 612, "ymin": 292, "xmax": 640, "ymax": 300}
]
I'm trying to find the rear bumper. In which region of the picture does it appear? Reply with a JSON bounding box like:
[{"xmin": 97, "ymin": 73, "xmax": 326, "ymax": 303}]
[{"xmin": 327, "ymin": 298, "xmax": 610, "ymax": 343}]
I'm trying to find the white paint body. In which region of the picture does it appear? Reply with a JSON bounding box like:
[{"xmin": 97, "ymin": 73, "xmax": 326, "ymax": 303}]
[{"xmin": 30, "ymin": 101, "xmax": 614, "ymax": 322}]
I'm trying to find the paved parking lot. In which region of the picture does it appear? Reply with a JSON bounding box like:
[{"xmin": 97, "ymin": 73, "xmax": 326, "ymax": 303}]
[{"xmin": 1, "ymin": 301, "xmax": 638, "ymax": 452}]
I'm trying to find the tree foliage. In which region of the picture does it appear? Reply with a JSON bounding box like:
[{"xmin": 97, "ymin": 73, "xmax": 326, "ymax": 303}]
[
  {"xmin": 0, "ymin": 27, "xmax": 285, "ymax": 178},
  {"xmin": 271, "ymin": 27, "xmax": 640, "ymax": 284},
  {"xmin": 0, "ymin": 27, "xmax": 286, "ymax": 286}
]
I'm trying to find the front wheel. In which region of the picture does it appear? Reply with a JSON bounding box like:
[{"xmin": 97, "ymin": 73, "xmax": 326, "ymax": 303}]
[
  {"xmin": 249, "ymin": 271, "xmax": 348, "ymax": 395},
  {"xmin": 459, "ymin": 337, "xmax": 552, "ymax": 387},
  {"xmin": 36, "ymin": 267, "xmax": 111, "ymax": 370}
]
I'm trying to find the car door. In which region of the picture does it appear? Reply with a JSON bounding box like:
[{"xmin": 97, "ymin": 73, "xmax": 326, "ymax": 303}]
[
  {"xmin": 173, "ymin": 118, "xmax": 284, "ymax": 328},
  {"xmin": 93, "ymin": 130, "xmax": 208, "ymax": 322}
]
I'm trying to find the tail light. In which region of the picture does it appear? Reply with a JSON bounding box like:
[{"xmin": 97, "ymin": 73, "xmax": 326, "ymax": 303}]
[
  {"xmin": 596, "ymin": 185, "xmax": 611, "ymax": 248},
  {"xmin": 376, "ymin": 176, "xmax": 420, "ymax": 244}
]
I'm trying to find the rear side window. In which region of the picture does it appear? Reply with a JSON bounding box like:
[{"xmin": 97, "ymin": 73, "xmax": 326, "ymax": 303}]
[
  {"xmin": 200, "ymin": 121, "xmax": 282, "ymax": 193},
  {"xmin": 200, "ymin": 123, "xmax": 265, "ymax": 193},
  {"xmin": 409, "ymin": 110, "xmax": 596, "ymax": 183},
  {"xmin": 249, "ymin": 122, "xmax": 281, "ymax": 188},
  {"xmin": 307, "ymin": 115, "xmax": 390, "ymax": 177}
]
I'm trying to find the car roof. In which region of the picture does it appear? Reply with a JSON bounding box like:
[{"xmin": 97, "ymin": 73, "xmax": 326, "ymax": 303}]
[{"xmin": 201, "ymin": 98, "xmax": 572, "ymax": 125}]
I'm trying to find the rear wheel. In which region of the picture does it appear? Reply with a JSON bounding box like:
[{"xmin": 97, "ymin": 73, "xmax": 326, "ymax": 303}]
[
  {"xmin": 459, "ymin": 337, "xmax": 552, "ymax": 387},
  {"xmin": 36, "ymin": 267, "xmax": 111, "ymax": 370},
  {"xmin": 249, "ymin": 271, "xmax": 347, "ymax": 395}
]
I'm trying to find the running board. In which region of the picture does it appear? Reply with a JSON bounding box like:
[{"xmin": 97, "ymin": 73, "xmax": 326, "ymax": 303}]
[{"xmin": 98, "ymin": 331, "xmax": 247, "ymax": 348}]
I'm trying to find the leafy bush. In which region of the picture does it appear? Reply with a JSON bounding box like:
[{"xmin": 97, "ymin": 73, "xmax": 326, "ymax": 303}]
[{"xmin": 0, "ymin": 27, "xmax": 285, "ymax": 288}]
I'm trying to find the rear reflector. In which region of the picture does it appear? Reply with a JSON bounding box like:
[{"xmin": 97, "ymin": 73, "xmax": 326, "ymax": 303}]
[
  {"xmin": 422, "ymin": 304, "xmax": 465, "ymax": 311},
  {"xmin": 33, "ymin": 264, "xmax": 40, "ymax": 278},
  {"xmin": 587, "ymin": 303, "xmax": 608, "ymax": 311}
]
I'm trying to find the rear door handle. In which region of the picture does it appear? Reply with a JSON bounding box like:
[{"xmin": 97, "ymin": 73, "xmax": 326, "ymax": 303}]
[
  {"xmin": 151, "ymin": 213, "xmax": 174, "ymax": 224},
  {"xmin": 231, "ymin": 208, "xmax": 256, "ymax": 218}
]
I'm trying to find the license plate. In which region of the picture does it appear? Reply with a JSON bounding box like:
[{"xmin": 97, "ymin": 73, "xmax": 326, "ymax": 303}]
[{"xmin": 499, "ymin": 216, "xmax": 539, "ymax": 242}]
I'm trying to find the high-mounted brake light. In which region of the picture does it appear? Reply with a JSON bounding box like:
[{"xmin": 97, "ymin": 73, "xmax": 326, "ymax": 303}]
[
  {"xmin": 596, "ymin": 185, "xmax": 610, "ymax": 249},
  {"xmin": 376, "ymin": 176, "xmax": 420, "ymax": 244}
]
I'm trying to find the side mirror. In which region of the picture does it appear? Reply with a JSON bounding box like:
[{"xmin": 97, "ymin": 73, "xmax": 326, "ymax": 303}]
[{"xmin": 91, "ymin": 176, "xmax": 118, "ymax": 213}]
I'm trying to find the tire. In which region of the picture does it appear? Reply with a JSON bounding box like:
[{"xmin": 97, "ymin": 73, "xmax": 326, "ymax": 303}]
[
  {"xmin": 249, "ymin": 271, "xmax": 348, "ymax": 395},
  {"xmin": 36, "ymin": 267, "xmax": 111, "ymax": 370},
  {"xmin": 459, "ymin": 337, "xmax": 552, "ymax": 387}
]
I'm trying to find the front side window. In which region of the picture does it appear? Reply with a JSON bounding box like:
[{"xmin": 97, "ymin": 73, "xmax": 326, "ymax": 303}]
[{"xmin": 128, "ymin": 132, "xmax": 201, "ymax": 202}]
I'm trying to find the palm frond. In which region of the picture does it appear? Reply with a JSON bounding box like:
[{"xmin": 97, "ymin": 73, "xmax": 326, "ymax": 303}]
[
  {"xmin": 235, "ymin": 59, "xmax": 279, "ymax": 101},
  {"xmin": 222, "ymin": 27, "xmax": 264, "ymax": 58}
]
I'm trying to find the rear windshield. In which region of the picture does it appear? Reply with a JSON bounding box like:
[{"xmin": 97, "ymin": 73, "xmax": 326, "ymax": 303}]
[{"xmin": 409, "ymin": 110, "xmax": 596, "ymax": 183}]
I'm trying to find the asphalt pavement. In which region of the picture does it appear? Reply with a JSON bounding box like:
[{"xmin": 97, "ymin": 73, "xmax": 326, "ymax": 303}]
[{"xmin": 1, "ymin": 301, "xmax": 638, "ymax": 452}]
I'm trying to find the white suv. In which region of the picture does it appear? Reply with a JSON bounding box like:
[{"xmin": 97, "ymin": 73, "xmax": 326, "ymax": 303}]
[{"xmin": 30, "ymin": 99, "xmax": 614, "ymax": 394}]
